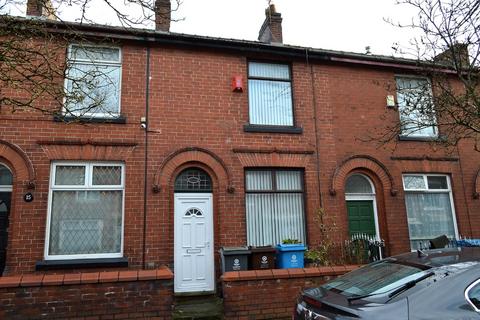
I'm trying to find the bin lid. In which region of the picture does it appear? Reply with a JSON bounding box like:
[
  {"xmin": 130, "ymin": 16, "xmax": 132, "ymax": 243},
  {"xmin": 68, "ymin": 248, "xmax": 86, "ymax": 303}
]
[
  {"xmin": 249, "ymin": 245, "xmax": 277, "ymax": 253},
  {"xmin": 276, "ymin": 244, "xmax": 306, "ymax": 252},
  {"xmin": 220, "ymin": 246, "xmax": 251, "ymax": 255}
]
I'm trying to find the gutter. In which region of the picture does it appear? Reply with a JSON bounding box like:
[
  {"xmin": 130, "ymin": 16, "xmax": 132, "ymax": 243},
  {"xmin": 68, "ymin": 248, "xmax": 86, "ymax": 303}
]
[{"xmin": 1, "ymin": 15, "xmax": 458, "ymax": 72}]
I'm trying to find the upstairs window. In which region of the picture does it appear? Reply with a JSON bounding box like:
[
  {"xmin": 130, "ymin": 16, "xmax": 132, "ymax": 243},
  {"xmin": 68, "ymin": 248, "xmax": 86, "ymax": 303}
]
[
  {"xmin": 248, "ymin": 62, "xmax": 293, "ymax": 126},
  {"xmin": 65, "ymin": 45, "xmax": 122, "ymax": 117},
  {"xmin": 396, "ymin": 76, "xmax": 437, "ymax": 137}
]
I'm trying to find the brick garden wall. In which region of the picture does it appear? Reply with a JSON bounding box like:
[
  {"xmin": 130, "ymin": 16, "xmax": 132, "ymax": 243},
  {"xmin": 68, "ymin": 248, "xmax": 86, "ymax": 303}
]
[
  {"xmin": 0, "ymin": 268, "xmax": 173, "ymax": 319},
  {"xmin": 221, "ymin": 266, "xmax": 358, "ymax": 320}
]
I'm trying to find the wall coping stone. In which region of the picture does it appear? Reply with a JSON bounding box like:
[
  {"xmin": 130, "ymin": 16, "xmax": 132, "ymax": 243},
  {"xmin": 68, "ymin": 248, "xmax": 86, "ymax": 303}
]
[
  {"xmin": 221, "ymin": 265, "xmax": 361, "ymax": 282},
  {"xmin": 0, "ymin": 267, "xmax": 173, "ymax": 288}
]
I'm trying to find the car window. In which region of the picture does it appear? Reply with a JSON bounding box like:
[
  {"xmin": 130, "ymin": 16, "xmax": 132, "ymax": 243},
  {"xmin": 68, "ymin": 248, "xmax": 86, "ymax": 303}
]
[
  {"xmin": 466, "ymin": 280, "xmax": 480, "ymax": 312},
  {"xmin": 322, "ymin": 260, "xmax": 429, "ymax": 298}
]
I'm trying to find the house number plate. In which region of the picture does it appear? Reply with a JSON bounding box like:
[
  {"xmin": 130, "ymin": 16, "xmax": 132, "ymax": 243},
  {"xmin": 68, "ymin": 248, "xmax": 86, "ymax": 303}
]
[{"xmin": 186, "ymin": 248, "xmax": 201, "ymax": 254}]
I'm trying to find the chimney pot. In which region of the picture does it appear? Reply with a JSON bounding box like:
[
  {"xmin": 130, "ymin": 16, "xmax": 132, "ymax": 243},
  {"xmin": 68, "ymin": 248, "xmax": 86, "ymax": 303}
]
[
  {"xmin": 155, "ymin": 0, "xmax": 171, "ymax": 32},
  {"xmin": 258, "ymin": 3, "xmax": 283, "ymax": 44}
]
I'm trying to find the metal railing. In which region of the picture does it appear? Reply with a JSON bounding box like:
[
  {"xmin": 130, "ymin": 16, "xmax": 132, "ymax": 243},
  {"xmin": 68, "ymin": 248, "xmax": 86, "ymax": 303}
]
[{"xmin": 345, "ymin": 233, "xmax": 385, "ymax": 264}]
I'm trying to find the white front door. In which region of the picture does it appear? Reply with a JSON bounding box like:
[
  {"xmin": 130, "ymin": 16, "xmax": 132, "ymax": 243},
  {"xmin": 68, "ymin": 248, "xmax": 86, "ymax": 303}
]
[{"xmin": 174, "ymin": 193, "xmax": 214, "ymax": 293}]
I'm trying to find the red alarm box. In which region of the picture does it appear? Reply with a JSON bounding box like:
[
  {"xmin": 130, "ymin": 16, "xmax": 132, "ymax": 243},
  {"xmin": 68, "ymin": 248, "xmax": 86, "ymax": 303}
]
[{"xmin": 232, "ymin": 75, "xmax": 243, "ymax": 92}]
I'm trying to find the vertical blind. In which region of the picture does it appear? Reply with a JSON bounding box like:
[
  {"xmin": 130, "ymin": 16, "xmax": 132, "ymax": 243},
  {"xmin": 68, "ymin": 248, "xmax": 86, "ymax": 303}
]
[
  {"xmin": 245, "ymin": 170, "xmax": 305, "ymax": 246},
  {"xmin": 248, "ymin": 62, "xmax": 293, "ymax": 126}
]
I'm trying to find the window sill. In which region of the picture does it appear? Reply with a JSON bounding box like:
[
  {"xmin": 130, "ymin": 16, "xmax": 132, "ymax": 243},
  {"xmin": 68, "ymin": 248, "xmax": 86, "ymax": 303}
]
[
  {"xmin": 398, "ymin": 135, "xmax": 444, "ymax": 142},
  {"xmin": 35, "ymin": 257, "xmax": 128, "ymax": 271},
  {"xmin": 243, "ymin": 124, "xmax": 303, "ymax": 134},
  {"xmin": 53, "ymin": 114, "xmax": 127, "ymax": 124}
]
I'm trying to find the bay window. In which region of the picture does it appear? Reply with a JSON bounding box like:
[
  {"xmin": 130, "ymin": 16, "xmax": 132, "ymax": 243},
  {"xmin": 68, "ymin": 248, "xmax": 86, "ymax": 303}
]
[{"xmin": 46, "ymin": 162, "xmax": 124, "ymax": 259}]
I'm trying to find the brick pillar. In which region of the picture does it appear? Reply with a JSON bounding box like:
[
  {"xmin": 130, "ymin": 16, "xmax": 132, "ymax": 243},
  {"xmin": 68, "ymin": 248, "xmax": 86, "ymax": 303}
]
[
  {"xmin": 155, "ymin": 0, "xmax": 171, "ymax": 32},
  {"xmin": 258, "ymin": 4, "xmax": 283, "ymax": 44}
]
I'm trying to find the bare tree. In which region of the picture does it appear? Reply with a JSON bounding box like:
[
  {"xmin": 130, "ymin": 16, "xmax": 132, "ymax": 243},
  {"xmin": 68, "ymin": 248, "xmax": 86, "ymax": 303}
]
[
  {"xmin": 0, "ymin": 0, "xmax": 180, "ymax": 119},
  {"xmin": 376, "ymin": 0, "xmax": 479, "ymax": 151}
]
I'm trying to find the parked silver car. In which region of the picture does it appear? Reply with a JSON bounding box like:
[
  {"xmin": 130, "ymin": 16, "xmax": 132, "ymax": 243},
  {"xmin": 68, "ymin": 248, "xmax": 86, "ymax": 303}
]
[{"xmin": 294, "ymin": 247, "xmax": 480, "ymax": 319}]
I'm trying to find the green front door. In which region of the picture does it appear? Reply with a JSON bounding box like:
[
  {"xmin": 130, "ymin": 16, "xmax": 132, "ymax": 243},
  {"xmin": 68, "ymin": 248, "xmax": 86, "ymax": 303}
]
[{"xmin": 347, "ymin": 200, "xmax": 376, "ymax": 236}]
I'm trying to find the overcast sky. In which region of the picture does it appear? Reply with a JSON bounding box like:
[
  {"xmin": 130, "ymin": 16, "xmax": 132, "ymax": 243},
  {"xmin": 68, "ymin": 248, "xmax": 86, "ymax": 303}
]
[
  {"xmin": 171, "ymin": 0, "xmax": 420, "ymax": 56},
  {"xmin": 3, "ymin": 0, "xmax": 421, "ymax": 56}
]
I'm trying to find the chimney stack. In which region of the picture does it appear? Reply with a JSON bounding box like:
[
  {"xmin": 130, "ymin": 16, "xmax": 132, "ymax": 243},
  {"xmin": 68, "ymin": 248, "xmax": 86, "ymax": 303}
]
[
  {"xmin": 258, "ymin": 4, "xmax": 283, "ymax": 44},
  {"xmin": 155, "ymin": 0, "xmax": 171, "ymax": 32},
  {"xmin": 26, "ymin": 0, "xmax": 56, "ymax": 20},
  {"xmin": 434, "ymin": 43, "xmax": 470, "ymax": 67}
]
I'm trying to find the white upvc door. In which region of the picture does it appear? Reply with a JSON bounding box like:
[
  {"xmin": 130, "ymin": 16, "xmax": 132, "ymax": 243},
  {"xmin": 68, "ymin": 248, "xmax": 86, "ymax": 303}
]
[{"xmin": 174, "ymin": 193, "xmax": 214, "ymax": 293}]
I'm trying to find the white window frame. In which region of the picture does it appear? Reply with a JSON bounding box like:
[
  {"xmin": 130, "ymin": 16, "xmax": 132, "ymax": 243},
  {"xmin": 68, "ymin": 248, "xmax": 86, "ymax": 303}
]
[
  {"xmin": 402, "ymin": 174, "xmax": 459, "ymax": 249},
  {"xmin": 64, "ymin": 44, "xmax": 123, "ymax": 118},
  {"xmin": 465, "ymin": 279, "xmax": 480, "ymax": 313},
  {"xmin": 45, "ymin": 162, "xmax": 125, "ymax": 260},
  {"xmin": 395, "ymin": 75, "xmax": 438, "ymax": 138},
  {"xmin": 0, "ymin": 162, "xmax": 13, "ymax": 192},
  {"xmin": 247, "ymin": 61, "xmax": 294, "ymax": 126}
]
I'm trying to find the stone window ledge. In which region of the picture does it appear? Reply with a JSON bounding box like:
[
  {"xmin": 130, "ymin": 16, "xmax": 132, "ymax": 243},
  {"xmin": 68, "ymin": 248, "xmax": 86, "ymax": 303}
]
[{"xmin": 243, "ymin": 124, "xmax": 303, "ymax": 134}]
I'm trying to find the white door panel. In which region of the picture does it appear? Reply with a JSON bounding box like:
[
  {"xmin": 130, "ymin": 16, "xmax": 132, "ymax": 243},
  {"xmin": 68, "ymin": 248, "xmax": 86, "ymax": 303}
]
[{"xmin": 174, "ymin": 193, "xmax": 214, "ymax": 293}]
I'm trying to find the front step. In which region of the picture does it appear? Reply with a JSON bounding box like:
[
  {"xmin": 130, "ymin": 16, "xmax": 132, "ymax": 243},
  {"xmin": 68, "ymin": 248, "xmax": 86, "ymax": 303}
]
[{"xmin": 173, "ymin": 295, "xmax": 223, "ymax": 320}]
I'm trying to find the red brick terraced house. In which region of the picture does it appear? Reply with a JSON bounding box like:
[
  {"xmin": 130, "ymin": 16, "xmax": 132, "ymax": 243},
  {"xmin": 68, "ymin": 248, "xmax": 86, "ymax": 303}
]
[{"xmin": 0, "ymin": 1, "xmax": 479, "ymax": 318}]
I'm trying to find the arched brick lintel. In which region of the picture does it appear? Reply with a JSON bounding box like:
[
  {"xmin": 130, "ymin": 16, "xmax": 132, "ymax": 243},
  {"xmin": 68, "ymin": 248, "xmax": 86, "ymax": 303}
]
[
  {"xmin": 0, "ymin": 140, "xmax": 35, "ymax": 189},
  {"xmin": 153, "ymin": 147, "xmax": 232, "ymax": 193},
  {"xmin": 330, "ymin": 155, "xmax": 397, "ymax": 197}
]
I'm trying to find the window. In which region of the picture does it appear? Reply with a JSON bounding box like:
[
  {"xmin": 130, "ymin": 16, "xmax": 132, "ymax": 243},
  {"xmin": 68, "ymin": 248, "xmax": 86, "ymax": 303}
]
[
  {"xmin": 245, "ymin": 169, "xmax": 305, "ymax": 246},
  {"xmin": 65, "ymin": 45, "xmax": 122, "ymax": 117},
  {"xmin": 396, "ymin": 76, "xmax": 437, "ymax": 137},
  {"xmin": 0, "ymin": 164, "xmax": 13, "ymax": 188},
  {"xmin": 466, "ymin": 279, "xmax": 480, "ymax": 312},
  {"xmin": 345, "ymin": 174, "xmax": 374, "ymax": 194},
  {"xmin": 248, "ymin": 62, "xmax": 293, "ymax": 126},
  {"xmin": 174, "ymin": 168, "xmax": 212, "ymax": 192},
  {"xmin": 402, "ymin": 174, "xmax": 458, "ymax": 250},
  {"xmin": 46, "ymin": 162, "xmax": 124, "ymax": 259}
]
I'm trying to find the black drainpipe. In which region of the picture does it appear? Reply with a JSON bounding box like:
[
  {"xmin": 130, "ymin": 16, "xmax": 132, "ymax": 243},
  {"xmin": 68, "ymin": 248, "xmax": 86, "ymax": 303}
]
[
  {"xmin": 306, "ymin": 48, "xmax": 324, "ymax": 209},
  {"xmin": 142, "ymin": 46, "xmax": 151, "ymax": 269}
]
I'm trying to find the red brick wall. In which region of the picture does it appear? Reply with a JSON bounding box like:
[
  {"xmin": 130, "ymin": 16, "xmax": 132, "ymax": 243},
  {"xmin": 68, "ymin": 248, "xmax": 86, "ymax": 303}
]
[
  {"xmin": 311, "ymin": 62, "xmax": 480, "ymax": 254},
  {"xmin": 0, "ymin": 268, "xmax": 173, "ymax": 319},
  {"xmin": 0, "ymin": 38, "xmax": 479, "ymax": 275},
  {"xmin": 221, "ymin": 266, "xmax": 357, "ymax": 319}
]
